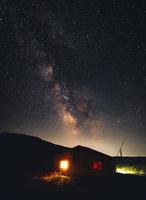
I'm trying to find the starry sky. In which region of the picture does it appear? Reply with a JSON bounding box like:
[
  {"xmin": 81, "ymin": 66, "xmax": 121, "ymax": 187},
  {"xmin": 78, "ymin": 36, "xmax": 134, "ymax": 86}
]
[{"xmin": 0, "ymin": 0, "xmax": 145, "ymax": 156}]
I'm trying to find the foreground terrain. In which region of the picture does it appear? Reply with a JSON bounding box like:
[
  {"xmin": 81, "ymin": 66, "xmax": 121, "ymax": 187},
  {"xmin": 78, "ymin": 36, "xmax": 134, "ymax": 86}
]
[{"xmin": 0, "ymin": 133, "xmax": 146, "ymax": 199}]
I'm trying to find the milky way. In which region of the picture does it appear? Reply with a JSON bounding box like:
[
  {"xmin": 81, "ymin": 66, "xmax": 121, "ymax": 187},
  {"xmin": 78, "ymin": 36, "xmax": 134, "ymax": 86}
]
[{"xmin": 0, "ymin": 0, "xmax": 145, "ymax": 156}]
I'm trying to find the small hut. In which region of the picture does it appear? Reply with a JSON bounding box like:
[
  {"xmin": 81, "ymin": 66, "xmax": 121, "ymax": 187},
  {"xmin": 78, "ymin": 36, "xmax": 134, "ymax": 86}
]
[{"xmin": 54, "ymin": 145, "xmax": 115, "ymax": 176}]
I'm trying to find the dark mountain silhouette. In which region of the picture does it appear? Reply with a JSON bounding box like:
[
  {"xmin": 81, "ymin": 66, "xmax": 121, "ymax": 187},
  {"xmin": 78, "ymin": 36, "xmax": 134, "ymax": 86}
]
[
  {"xmin": 0, "ymin": 132, "xmax": 72, "ymax": 189},
  {"xmin": 0, "ymin": 132, "xmax": 114, "ymax": 182},
  {"xmin": 0, "ymin": 132, "xmax": 69, "ymax": 170},
  {"xmin": 0, "ymin": 132, "xmax": 146, "ymax": 200}
]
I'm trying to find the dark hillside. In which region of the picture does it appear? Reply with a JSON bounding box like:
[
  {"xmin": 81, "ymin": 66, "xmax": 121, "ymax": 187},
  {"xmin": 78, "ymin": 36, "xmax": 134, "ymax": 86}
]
[
  {"xmin": 0, "ymin": 132, "xmax": 69, "ymax": 186},
  {"xmin": 0, "ymin": 133, "xmax": 146, "ymax": 199}
]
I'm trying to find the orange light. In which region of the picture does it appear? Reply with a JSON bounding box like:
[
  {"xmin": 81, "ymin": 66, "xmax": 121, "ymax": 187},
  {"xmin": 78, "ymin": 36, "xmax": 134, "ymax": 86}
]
[{"xmin": 60, "ymin": 160, "xmax": 69, "ymax": 171}]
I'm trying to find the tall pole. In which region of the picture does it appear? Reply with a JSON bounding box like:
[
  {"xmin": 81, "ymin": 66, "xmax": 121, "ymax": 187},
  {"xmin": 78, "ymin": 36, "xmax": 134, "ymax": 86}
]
[{"xmin": 117, "ymin": 138, "xmax": 126, "ymax": 157}]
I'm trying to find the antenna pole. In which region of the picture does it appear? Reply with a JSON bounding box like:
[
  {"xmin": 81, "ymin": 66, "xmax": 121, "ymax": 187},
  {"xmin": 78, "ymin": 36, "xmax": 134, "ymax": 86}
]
[{"xmin": 117, "ymin": 137, "xmax": 126, "ymax": 157}]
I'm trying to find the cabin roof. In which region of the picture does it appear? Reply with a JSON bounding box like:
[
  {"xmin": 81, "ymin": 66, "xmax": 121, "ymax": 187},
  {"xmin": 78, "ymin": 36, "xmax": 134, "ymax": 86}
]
[{"xmin": 73, "ymin": 145, "xmax": 111, "ymax": 158}]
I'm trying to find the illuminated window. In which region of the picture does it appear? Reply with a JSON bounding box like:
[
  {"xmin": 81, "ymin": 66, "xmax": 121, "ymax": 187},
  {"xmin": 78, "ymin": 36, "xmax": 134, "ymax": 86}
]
[
  {"xmin": 93, "ymin": 161, "xmax": 103, "ymax": 170},
  {"xmin": 60, "ymin": 160, "xmax": 69, "ymax": 171}
]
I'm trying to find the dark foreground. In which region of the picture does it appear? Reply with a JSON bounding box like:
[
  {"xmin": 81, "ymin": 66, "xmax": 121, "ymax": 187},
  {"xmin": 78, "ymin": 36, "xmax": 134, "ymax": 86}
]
[
  {"xmin": 0, "ymin": 133, "xmax": 146, "ymax": 199},
  {"xmin": 1, "ymin": 174, "xmax": 146, "ymax": 200}
]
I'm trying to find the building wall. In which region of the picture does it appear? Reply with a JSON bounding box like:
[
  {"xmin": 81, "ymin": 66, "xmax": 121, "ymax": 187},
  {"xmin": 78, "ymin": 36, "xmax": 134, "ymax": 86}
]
[{"xmin": 54, "ymin": 148, "xmax": 115, "ymax": 176}]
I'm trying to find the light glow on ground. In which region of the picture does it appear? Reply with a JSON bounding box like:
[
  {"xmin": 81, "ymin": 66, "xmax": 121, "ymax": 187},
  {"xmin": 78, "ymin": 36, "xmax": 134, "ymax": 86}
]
[
  {"xmin": 116, "ymin": 166, "xmax": 145, "ymax": 176},
  {"xmin": 34, "ymin": 172, "xmax": 72, "ymax": 186}
]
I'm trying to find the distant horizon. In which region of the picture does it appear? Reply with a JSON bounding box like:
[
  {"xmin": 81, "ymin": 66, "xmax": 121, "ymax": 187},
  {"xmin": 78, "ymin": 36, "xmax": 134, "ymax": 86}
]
[{"xmin": 1, "ymin": 131, "xmax": 146, "ymax": 157}]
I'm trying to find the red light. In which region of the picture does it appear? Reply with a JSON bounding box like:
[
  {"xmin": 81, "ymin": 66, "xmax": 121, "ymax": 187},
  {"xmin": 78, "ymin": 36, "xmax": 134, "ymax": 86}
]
[{"xmin": 93, "ymin": 161, "xmax": 103, "ymax": 170}]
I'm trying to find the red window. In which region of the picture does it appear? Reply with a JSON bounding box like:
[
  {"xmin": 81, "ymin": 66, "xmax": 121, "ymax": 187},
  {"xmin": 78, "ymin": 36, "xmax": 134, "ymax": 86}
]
[{"xmin": 93, "ymin": 161, "xmax": 103, "ymax": 170}]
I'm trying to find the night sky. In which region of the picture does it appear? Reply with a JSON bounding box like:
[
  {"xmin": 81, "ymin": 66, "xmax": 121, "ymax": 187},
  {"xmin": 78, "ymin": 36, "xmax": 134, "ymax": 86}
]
[{"xmin": 0, "ymin": 0, "xmax": 145, "ymax": 156}]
